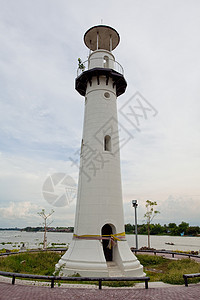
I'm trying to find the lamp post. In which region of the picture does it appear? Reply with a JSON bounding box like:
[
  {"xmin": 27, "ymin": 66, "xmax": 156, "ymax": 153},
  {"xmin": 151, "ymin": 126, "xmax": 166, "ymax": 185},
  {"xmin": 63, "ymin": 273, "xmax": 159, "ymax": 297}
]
[{"xmin": 132, "ymin": 200, "xmax": 138, "ymax": 250}]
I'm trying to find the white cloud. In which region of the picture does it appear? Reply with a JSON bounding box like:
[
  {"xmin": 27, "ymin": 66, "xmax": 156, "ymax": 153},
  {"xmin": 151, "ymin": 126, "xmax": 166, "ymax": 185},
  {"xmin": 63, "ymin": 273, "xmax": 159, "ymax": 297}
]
[
  {"xmin": 123, "ymin": 194, "xmax": 200, "ymax": 227},
  {"xmin": 0, "ymin": 152, "xmax": 78, "ymax": 227},
  {"xmin": 0, "ymin": 201, "xmax": 39, "ymax": 219}
]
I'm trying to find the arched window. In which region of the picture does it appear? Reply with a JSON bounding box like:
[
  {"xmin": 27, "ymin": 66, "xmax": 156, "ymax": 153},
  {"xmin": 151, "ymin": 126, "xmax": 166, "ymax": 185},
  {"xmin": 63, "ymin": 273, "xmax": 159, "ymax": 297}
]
[
  {"xmin": 103, "ymin": 56, "xmax": 109, "ymax": 68},
  {"xmin": 104, "ymin": 135, "xmax": 111, "ymax": 151}
]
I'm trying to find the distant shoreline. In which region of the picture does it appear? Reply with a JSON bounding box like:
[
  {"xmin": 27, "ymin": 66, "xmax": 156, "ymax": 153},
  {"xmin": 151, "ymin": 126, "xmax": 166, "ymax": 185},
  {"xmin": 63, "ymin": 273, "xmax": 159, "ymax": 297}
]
[{"xmin": 0, "ymin": 228, "xmax": 200, "ymax": 237}]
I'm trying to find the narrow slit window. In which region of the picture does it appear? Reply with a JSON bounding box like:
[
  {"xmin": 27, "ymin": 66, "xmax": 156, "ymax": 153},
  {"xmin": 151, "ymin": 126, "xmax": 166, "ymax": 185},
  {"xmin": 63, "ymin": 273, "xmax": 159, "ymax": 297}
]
[
  {"xmin": 104, "ymin": 135, "xmax": 111, "ymax": 151},
  {"xmin": 81, "ymin": 139, "xmax": 84, "ymax": 154},
  {"xmin": 103, "ymin": 56, "xmax": 109, "ymax": 68}
]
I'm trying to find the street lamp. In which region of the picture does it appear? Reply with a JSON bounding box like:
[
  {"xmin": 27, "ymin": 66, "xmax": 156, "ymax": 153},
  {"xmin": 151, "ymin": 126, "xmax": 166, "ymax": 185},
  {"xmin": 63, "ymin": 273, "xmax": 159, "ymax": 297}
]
[{"xmin": 132, "ymin": 200, "xmax": 138, "ymax": 250}]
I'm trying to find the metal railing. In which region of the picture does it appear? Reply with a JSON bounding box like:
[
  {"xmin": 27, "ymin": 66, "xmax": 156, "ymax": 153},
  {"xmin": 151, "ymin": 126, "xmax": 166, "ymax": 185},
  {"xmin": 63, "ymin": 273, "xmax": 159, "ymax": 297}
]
[
  {"xmin": 0, "ymin": 271, "xmax": 150, "ymax": 289},
  {"xmin": 0, "ymin": 248, "xmax": 67, "ymax": 257},
  {"xmin": 183, "ymin": 273, "xmax": 200, "ymax": 287},
  {"xmin": 131, "ymin": 249, "xmax": 200, "ymax": 259},
  {"xmin": 77, "ymin": 57, "xmax": 124, "ymax": 77},
  {"xmin": 1, "ymin": 248, "xmax": 199, "ymax": 260}
]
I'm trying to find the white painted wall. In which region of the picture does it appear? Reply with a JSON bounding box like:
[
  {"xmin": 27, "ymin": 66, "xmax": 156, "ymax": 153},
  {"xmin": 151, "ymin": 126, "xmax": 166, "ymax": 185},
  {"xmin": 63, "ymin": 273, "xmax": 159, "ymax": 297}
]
[{"xmin": 88, "ymin": 49, "xmax": 115, "ymax": 69}]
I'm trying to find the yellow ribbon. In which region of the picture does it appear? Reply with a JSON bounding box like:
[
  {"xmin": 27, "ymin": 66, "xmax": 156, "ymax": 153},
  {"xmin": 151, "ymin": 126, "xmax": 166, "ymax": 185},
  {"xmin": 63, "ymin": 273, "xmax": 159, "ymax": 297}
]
[{"xmin": 73, "ymin": 232, "xmax": 126, "ymax": 248}]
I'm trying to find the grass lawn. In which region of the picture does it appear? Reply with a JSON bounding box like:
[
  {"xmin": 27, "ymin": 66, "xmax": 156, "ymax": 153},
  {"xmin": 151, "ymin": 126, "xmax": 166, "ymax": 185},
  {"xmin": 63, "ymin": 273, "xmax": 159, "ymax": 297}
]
[
  {"xmin": 136, "ymin": 254, "xmax": 200, "ymax": 285},
  {"xmin": 0, "ymin": 251, "xmax": 61, "ymax": 275},
  {"xmin": 0, "ymin": 252, "xmax": 200, "ymax": 286}
]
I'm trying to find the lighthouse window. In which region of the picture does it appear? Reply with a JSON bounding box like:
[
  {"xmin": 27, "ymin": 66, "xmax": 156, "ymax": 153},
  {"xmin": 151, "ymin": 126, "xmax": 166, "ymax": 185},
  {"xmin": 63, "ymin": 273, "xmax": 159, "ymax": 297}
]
[
  {"xmin": 81, "ymin": 139, "xmax": 84, "ymax": 154},
  {"xmin": 103, "ymin": 56, "xmax": 109, "ymax": 68},
  {"xmin": 104, "ymin": 92, "xmax": 110, "ymax": 99},
  {"xmin": 104, "ymin": 135, "xmax": 111, "ymax": 151}
]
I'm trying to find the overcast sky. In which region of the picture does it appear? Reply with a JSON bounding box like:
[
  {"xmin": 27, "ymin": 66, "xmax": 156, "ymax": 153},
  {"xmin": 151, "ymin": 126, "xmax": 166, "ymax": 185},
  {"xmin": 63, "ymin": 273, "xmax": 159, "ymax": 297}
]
[{"xmin": 0, "ymin": 0, "xmax": 199, "ymax": 228}]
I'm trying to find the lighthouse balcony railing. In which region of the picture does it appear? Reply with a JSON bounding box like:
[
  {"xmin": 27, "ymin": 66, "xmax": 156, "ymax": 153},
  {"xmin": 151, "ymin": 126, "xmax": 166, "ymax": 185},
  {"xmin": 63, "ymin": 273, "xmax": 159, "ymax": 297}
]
[{"xmin": 77, "ymin": 57, "xmax": 124, "ymax": 77}]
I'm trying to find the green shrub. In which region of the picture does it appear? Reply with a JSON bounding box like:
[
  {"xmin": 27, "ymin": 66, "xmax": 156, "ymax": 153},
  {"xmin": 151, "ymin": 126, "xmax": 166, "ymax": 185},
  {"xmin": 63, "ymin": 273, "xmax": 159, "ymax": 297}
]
[{"xmin": 136, "ymin": 254, "xmax": 167, "ymax": 266}]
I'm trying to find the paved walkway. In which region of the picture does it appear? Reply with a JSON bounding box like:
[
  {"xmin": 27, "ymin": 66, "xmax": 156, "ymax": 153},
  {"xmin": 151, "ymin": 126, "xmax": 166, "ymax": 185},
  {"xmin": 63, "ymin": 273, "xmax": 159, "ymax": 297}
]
[{"xmin": 0, "ymin": 282, "xmax": 200, "ymax": 300}]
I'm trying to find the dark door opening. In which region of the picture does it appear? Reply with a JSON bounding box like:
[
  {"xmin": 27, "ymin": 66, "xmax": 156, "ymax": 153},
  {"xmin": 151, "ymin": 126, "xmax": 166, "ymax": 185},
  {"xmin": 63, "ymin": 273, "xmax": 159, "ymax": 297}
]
[{"xmin": 102, "ymin": 224, "xmax": 113, "ymax": 261}]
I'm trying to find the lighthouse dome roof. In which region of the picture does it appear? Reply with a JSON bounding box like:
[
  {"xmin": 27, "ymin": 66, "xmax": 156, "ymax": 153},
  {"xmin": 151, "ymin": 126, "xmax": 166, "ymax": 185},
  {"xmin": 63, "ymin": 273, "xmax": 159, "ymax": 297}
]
[{"xmin": 84, "ymin": 25, "xmax": 120, "ymax": 51}]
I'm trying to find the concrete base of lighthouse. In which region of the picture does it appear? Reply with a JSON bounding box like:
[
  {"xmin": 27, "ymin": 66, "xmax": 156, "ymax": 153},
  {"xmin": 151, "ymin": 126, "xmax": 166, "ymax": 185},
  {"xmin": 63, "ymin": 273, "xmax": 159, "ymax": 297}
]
[{"xmin": 55, "ymin": 239, "xmax": 145, "ymax": 277}]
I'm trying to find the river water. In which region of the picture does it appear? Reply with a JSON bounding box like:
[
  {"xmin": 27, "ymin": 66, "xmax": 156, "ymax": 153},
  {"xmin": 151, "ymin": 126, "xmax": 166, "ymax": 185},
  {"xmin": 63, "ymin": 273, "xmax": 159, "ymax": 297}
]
[{"xmin": 0, "ymin": 231, "xmax": 199, "ymax": 252}]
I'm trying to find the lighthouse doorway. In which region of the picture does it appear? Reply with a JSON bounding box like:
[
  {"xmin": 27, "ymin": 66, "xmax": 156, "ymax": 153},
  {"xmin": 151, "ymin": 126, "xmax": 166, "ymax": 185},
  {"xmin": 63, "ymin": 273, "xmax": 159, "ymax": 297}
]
[{"xmin": 102, "ymin": 224, "xmax": 113, "ymax": 261}]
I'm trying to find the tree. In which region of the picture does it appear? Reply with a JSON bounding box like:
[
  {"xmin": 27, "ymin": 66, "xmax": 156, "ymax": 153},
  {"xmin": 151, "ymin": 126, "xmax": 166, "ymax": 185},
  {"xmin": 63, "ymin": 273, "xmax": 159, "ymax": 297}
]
[
  {"xmin": 138, "ymin": 224, "xmax": 148, "ymax": 235},
  {"xmin": 178, "ymin": 221, "xmax": 189, "ymax": 236},
  {"xmin": 168, "ymin": 223, "xmax": 177, "ymax": 229},
  {"xmin": 150, "ymin": 223, "xmax": 165, "ymax": 235},
  {"xmin": 78, "ymin": 58, "xmax": 85, "ymax": 72},
  {"xmin": 125, "ymin": 223, "xmax": 133, "ymax": 234},
  {"xmin": 186, "ymin": 226, "xmax": 200, "ymax": 236},
  {"xmin": 168, "ymin": 223, "xmax": 178, "ymax": 235},
  {"xmin": 144, "ymin": 200, "xmax": 160, "ymax": 248},
  {"xmin": 38, "ymin": 209, "xmax": 54, "ymax": 249}
]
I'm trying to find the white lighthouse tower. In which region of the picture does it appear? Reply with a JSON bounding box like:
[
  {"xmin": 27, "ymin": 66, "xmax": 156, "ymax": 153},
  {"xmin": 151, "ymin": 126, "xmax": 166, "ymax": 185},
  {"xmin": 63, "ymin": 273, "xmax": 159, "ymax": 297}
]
[{"xmin": 56, "ymin": 25, "xmax": 144, "ymax": 277}]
